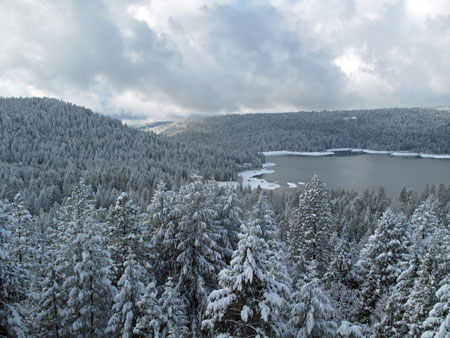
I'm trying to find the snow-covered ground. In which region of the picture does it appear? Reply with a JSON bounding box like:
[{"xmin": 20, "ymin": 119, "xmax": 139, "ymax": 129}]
[
  {"xmin": 238, "ymin": 167, "xmax": 281, "ymax": 190},
  {"xmin": 262, "ymin": 150, "xmax": 334, "ymax": 156},
  {"xmin": 263, "ymin": 148, "xmax": 450, "ymax": 159},
  {"xmin": 287, "ymin": 182, "xmax": 297, "ymax": 188}
]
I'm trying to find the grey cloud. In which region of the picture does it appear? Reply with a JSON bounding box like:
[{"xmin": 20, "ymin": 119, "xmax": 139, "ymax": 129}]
[{"xmin": 1, "ymin": 0, "xmax": 449, "ymax": 120}]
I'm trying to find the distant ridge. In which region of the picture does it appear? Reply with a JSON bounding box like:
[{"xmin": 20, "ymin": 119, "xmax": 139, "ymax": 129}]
[{"xmin": 153, "ymin": 107, "xmax": 450, "ymax": 155}]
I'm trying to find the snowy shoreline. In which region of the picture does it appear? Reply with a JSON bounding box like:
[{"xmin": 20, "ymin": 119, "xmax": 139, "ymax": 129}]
[
  {"xmin": 263, "ymin": 148, "xmax": 450, "ymax": 159},
  {"xmin": 222, "ymin": 148, "xmax": 450, "ymax": 191}
]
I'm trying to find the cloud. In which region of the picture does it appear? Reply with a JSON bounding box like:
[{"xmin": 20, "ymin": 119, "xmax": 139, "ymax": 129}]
[{"xmin": 0, "ymin": 0, "xmax": 449, "ymax": 123}]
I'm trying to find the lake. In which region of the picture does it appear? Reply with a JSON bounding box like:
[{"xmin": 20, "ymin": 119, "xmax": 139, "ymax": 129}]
[{"xmin": 260, "ymin": 153, "xmax": 450, "ymax": 196}]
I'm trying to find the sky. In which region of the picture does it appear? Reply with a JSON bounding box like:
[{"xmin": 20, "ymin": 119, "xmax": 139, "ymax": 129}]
[{"xmin": 1, "ymin": 0, "xmax": 450, "ymax": 124}]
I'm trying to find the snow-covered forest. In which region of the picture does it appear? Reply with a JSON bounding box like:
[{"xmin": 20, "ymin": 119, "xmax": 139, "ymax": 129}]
[
  {"xmin": 1, "ymin": 98, "xmax": 450, "ymax": 337},
  {"xmin": 0, "ymin": 98, "xmax": 261, "ymax": 213},
  {"xmin": 153, "ymin": 108, "xmax": 450, "ymax": 154}
]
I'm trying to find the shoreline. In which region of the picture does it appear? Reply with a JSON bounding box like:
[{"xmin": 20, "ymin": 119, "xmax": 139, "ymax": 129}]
[{"xmin": 262, "ymin": 148, "xmax": 450, "ymax": 159}]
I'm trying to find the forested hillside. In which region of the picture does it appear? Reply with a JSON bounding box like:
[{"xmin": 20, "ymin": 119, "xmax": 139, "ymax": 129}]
[
  {"xmin": 1, "ymin": 98, "xmax": 450, "ymax": 337},
  {"xmin": 2, "ymin": 174, "xmax": 449, "ymax": 337},
  {"xmin": 0, "ymin": 97, "xmax": 261, "ymax": 213},
  {"xmin": 153, "ymin": 108, "xmax": 450, "ymax": 154}
]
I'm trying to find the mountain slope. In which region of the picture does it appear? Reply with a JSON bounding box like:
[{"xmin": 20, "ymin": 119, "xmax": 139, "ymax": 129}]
[
  {"xmin": 0, "ymin": 97, "xmax": 260, "ymax": 213},
  {"xmin": 153, "ymin": 108, "xmax": 450, "ymax": 154}
]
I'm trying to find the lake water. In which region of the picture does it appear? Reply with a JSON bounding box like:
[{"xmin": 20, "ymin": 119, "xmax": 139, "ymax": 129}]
[{"xmin": 260, "ymin": 153, "xmax": 450, "ymax": 196}]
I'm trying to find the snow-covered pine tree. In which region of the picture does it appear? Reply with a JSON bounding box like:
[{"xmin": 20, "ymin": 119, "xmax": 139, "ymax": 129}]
[
  {"xmin": 9, "ymin": 193, "xmax": 36, "ymax": 273},
  {"xmin": 7, "ymin": 193, "xmax": 42, "ymax": 333},
  {"xmin": 217, "ymin": 185, "xmax": 242, "ymax": 263},
  {"xmin": 324, "ymin": 239, "xmax": 359, "ymax": 324},
  {"xmin": 421, "ymin": 224, "xmax": 450, "ymax": 338},
  {"xmin": 357, "ymin": 209, "xmax": 408, "ymax": 289},
  {"xmin": 373, "ymin": 248, "xmax": 421, "ymax": 337},
  {"xmin": 133, "ymin": 280, "xmax": 162, "ymax": 337},
  {"xmin": 106, "ymin": 192, "xmax": 140, "ymax": 285},
  {"xmin": 57, "ymin": 180, "xmax": 115, "ymax": 337},
  {"xmin": 106, "ymin": 251, "xmax": 153, "ymax": 337},
  {"xmin": 33, "ymin": 263, "xmax": 62, "ymax": 337},
  {"xmin": 158, "ymin": 277, "xmax": 189, "ymax": 337},
  {"xmin": 403, "ymin": 248, "xmax": 438, "ymax": 337},
  {"xmin": 249, "ymin": 193, "xmax": 277, "ymax": 241},
  {"xmin": 410, "ymin": 196, "xmax": 440, "ymax": 257},
  {"xmin": 422, "ymin": 282, "xmax": 450, "ymax": 338},
  {"xmin": 146, "ymin": 180, "xmax": 174, "ymax": 239},
  {"xmin": 0, "ymin": 201, "xmax": 27, "ymax": 337},
  {"xmin": 146, "ymin": 181, "xmax": 178, "ymax": 286},
  {"xmin": 288, "ymin": 278, "xmax": 337, "ymax": 337},
  {"xmin": 287, "ymin": 175, "xmax": 334, "ymax": 277},
  {"xmin": 249, "ymin": 192, "xmax": 292, "ymax": 326},
  {"xmin": 174, "ymin": 174, "xmax": 225, "ymax": 336},
  {"xmin": 324, "ymin": 238, "xmax": 352, "ymax": 287},
  {"xmin": 356, "ymin": 209, "xmax": 408, "ymax": 324},
  {"xmin": 203, "ymin": 218, "xmax": 289, "ymax": 337}
]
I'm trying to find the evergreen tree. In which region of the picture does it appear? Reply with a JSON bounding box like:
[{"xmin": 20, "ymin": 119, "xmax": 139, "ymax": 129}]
[
  {"xmin": 422, "ymin": 282, "xmax": 450, "ymax": 338},
  {"xmin": 133, "ymin": 281, "xmax": 162, "ymax": 337},
  {"xmin": 174, "ymin": 175, "xmax": 225, "ymax": 336},
  {"xmin": 218, "ymin": 185, "xmax": 242, "ymax": 263},
  {"xmin": 373, "ymin": 248, "xmax": 420, "ymax": 337},
  {"xmin": 147, "ymin": 181, "xmax": 178, "ymax": 286},
  {"xmin": 356, "ymin": 209, "xmax": 408, "ymax": 322},
  {"xmin": 324, "ymin": 239, "xmax": 359, "ymax": 324},
  {"xmin": 0, "ymin": 201, "xmax": 27, "ymax": 337},
  {"xmin": 287, "ymin": 175, "xmax": 334, "ymax": 277},
  {"xmin": 403, "ymin": 249, "xmax": 438, "ymax": 337},
  {"xmin": 422, "ymin": 225, "xmax": 450, "ymax": 338},
  {"xmin": 33, "ymin": 263, "xmax": 62, "ymax": 338},
  {"xmin": 106, "ymin": 252, "xmax": 151, "ymax": 337},
  {"xmin": 9, "ymin": 193, "xmax": 36, "ymax": 273},
  {"xmin": 410, "ymin": 196, "xmax": 440, "ymax": 257},
  {"xmin": 107, "ymin": 192, "xmax": 140, "ymax": 286},
  {"xmin": 57, "ymin": 180, "xmax": 115, "ymax": 337},
  {"xmin": 203, "ymin": 217, "xmax": 289, "ymax": 337},
  {"xmin": 158, "ymin": 277, "xmax": 189, "ymax": 337},
  {"xmin": 288, "ymin": 278, "xmax": 336, "ymax": 337}
]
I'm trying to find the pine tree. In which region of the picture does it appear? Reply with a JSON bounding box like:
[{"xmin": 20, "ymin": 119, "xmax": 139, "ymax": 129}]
[
  {"xmin": 106, "ymin": 192, "xmax": 141, "ymax": 286},
  {"xmin": 410, "ymin": 196, "xmax": 439, "ymax": 257},
  {"xmin": 324, "ymin": 239, "xmax": 359, "ymax": 324},
  {"xmin": 133, "ymin": 281, "xmax": 162, "ymax": 337},
  {"xmin": 203, "ymin": 219, "xmax": 289, "ymax": 337},
  {"xmin": 9, "ymin": 193, "xmax": 36, "ymax": 273},
  {"xmin": 422, "ymin": 226, "xmax": 450, "ymax": 338},
  {"xmin": 288, "ymin": 278, "xmax": 336, "ymax": 337},
  {"xmin": 174, "ymin": 175, "xmax": 225, "ymax": 335},
  {"xmin": 403, "ymin": 249, "xmax": 438, "ymax": 337},
  {"xmin": 217, "ymin": 185, "xmax": 242, "ymax": 263},
  {"xmin": 147, "ymin": 181, "xmax": 178, "ymax": 286},
  {"xmin": 373, "ymin": 248, "xmax": 420, "ymax": 337},
  {"xmin": 287, "ymin": 175, "xmax": 334, "ymax": 277},
  {"xmin": 57, "ymin": 180, "xmax": 115, "ymax": 337},
  {"xmin": 33, "ymin": 263, "xmax": 62, "ymax": 338},
  {"xmin": 106, "ymin": 251, "xmax": 150, "ymax": 337},
  {"xmin": 356, "ymin": 209, "xmax": 408, "ymax": 316},
  {"xmin": 422, "ymin": 282, "xmax": 450, "ymax": 338},
  {"xmin": 0, "ymin": 201, "xmax": 27, "ymax": 337},
  {"xmin": 158, "ymin": 277, "xmax": 189, "ymax": 337}
]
